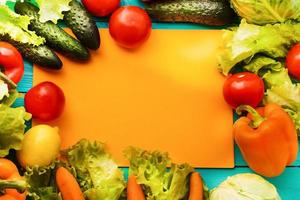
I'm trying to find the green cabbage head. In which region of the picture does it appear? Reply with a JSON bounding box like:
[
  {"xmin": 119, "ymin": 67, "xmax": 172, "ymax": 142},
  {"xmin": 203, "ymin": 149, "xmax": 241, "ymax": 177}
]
[
  {"xmin": 231, "ymin": 0, "xmax": 300, "ymax": 25},
  {"xmin": 210, "ymin": 173, "xmax": 281, "ymax": 200}
]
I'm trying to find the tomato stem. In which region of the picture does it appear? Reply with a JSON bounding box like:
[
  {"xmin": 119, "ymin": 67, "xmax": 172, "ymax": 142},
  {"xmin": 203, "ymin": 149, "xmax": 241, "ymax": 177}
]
[{"xmin": 236, "ymin": 105, "xmax": 265, "ymax": 128}]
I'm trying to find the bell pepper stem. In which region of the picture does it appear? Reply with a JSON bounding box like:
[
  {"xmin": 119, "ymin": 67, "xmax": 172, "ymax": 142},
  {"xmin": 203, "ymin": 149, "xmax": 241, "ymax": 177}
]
[
  {"xmin": 0, "ymin": 179, "xmax": 28, "ymax": 193},
  {"xmin": 236, "ymin": 105, "xmax": 265, "ymax": 128}
]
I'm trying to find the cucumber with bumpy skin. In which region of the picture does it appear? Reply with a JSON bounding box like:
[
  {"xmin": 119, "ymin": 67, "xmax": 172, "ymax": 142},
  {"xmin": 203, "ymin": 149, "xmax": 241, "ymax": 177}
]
[
  {"xmin": 64, "ymin": 0, "xmax": 100, "ymax": 50},
  {"xmin": 145, "ymin": 0, "xmax": 236, "ymax": 26},
  {"xmin": 14, "ymin": 1, "xmax": 90, "ymax": 61},
  {"xmin": 0, "ymin": 34, "xmax": 62, "ymax": 70}
]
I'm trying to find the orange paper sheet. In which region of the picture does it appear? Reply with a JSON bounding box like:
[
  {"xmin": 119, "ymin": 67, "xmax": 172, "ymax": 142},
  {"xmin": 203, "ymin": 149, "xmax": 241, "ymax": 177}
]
[{"xmin": 33, "ymin": 29, "xmax": 233, "ymax": 168}]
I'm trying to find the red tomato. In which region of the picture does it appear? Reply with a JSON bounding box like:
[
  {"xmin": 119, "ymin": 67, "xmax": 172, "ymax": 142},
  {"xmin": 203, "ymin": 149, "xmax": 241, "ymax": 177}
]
[
  {"xmin": 25, "ymin": 82, "xmax": 65, "ymax": 122},
  {"xmin": 109, "ymin": 6, "xmax": 152, "ymax": 49},
  {"xmin": 286, "ymin": 43, "xmax": 300, "ymax": 79},
  {"xmin": 0, "ymin": 42, "xmax": 24, "ymax": 84},
  {"xmin": 82, "ymin": 0, "xmax": 120, "ymax": 17},
  {"xmin": 223, "ymin": 72, "xmax": 265, "ymax": 108}
]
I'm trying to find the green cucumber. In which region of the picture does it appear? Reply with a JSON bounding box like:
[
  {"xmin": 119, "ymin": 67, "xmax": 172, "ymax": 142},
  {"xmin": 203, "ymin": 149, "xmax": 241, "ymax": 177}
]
[
  {"xmin": 14, "ymin": 1, "xmax": 90, "ymax": 61},
  {"xmin": 145, "ymin": 0, "xmax": 236, "ymax": 26},
  {"xmin": 0, "ymin": 34, "xmax": 62, "ymax": 70},
  {"xmin": 64, "ymin": 0, "xmax": 100, "ymax": 50}
]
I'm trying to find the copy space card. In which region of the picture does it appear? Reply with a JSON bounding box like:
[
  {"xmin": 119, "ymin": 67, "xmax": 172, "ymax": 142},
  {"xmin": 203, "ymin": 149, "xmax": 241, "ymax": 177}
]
[{"xmin": 33, "ymin": 29, "xmax": 233, "ymax": 168}]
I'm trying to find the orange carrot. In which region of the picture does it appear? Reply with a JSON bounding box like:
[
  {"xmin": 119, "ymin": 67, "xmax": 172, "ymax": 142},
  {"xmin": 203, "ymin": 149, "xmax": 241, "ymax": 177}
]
[
  {"xmin": 0, "ymin": 159, "xmax": 19, "ymax": 179},
  {"xmin": 56, "ymin": 167, "xmax": 84, "ymax": 200},
  {"xmin": 0, "ymin": 194, "xmax": 16, "ymax": 200},
  {"xmin": 188, "ymin": 172, "xmax": 203, "ymax": 200},
  {"xmin": 127, "ymin": 175, "xmax": 145, "ymax": 200}
]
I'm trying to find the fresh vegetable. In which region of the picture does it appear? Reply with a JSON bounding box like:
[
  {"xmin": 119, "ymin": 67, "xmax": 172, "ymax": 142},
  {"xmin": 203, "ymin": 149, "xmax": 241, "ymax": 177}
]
[
  {"xmin": 25, "ymin": 81, "xmax": 65, "ymax": 122},
  {"xmin": 210, "ymin": 173, "xmax": 281, "ymax": 200},
  {"xmin": 82, "ymin": 0, "xmax": 120, "ymax": 17},
  {"xmin": 56, "ymin": 167, "xmax": 84, "ymax": 200},
  {"xmin": 286, "ymin": 43, "xmax": 300, "ymax": 79},
  {"xmin": 223, "ymin": 72, "xmax": 264, "ymax": 108},
  {"xmin": 25, "ymin": 162, "xmax": 61, "ymax": 200},
  {"xmin": 63, "ymin": 139, "xmax": 126, "ymax": 200},
  {"xmin": 1, "ymin": 35, "xmax": 63, "ymax": 70},
  {"xmin": 234, "ymin": 104, "xmax": 298, "ymax": 177},
  {"xmin": 109, "ymin": 6, "xmax": 152, "ymax": 49},
  {"xmin": 145, "ymin": 0, "xmax": 236, "ymax": 26},
  {"xmin": 125, "ymin": 147, "xmax": 194, "ymax": 200},
  {"xmin": 0, "ymin": 5, "xmax": 44, "ymax": 46},
  {"xmin": 218, "ymin": 20, "xmax": 300, "ymax": 75},
  {"xmin": 0, "ymin": 5, "xmax": 61, "ymax": 69},
  {"xmin": 188, "ymin": 172, "xmax": 203, "ymax": 200},
  {"xmin": 0, "ymin": 158, "xmax": 27, "ymax": 200},
  {"xmin": 36, "ymin": 0, "xmax": 72, "ymax": 23},
  {"xmin": 0, "ymin": 42, "xmax": 24, "ymax": 84},
  {"xmin": 127, "ymin": 175, "xmax": 145, "ymax": 200},
  {"xmin": 17, "ymin": 125, "xmax": 61, "ymax": 168},
  {"xmin": 0, "ymin": 104, "xmax": 31, "ymax": 157},
  {"xmin": 63, "ymin": 0, "xmax": 100, "ymax": 50},
  {"xmin": 240, "ymin": 56, "xmax": 300, "ymax": 135},
  {"xmin": 15, "ymin": 1, "xmax": 90, "ymax": 61},
  {"xmin": 231, "ymin": 0, "xmax": 300, "ymax": 25}
]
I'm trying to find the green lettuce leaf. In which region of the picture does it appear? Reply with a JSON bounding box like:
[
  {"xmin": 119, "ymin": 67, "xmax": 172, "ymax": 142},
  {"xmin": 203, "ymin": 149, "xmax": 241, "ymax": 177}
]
[
  {"xmin": 63, "ymin": 139, "xmax": 126, "ymax": 200},
  {"xmin": 210, "ymin": 173, "xmax": 281, "ymax": 200},
  {"xmin": 36, "ymin": 0, "xmax": 72, "ymax": 24},
  {"xmin": 218, "ymin": 20, "xmax": 300, "ymax": 75},
  {"xmin": 264, "ymin": 82, "xmax": 300, "ymax": 135},
  {"xmin": 0, "ymin": 80, "xmax": 9, "ymax": 102},
  {"xmin": 0, "ymin": 5, "xmax": 44, "ymax": 45},
  {"xmin": 124, "ymin": 147, "xmax": 194, "ymax": 200},
  {"xmin": 0, "ymin": 104, "xmax": 31, "ymax": 157},
  {"xmin": 231, "ymin": 0, "xmax": 300, "ymax": 25},
  {"xmin": 1, "ymin": 89, "xmax": 21, "ymax": 106},
  {"xmin": 25, "ymin": 161, "xmax": 62, "ymax": 200},
  {"xmin": 242, "ymin": 56, "xmax": 300, "ymax": 135}
]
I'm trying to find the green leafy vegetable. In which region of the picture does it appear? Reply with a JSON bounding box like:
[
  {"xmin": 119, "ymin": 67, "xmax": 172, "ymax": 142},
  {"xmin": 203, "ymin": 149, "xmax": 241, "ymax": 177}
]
[
  {"xmin": 0, "ymin": 80, "xmax": 9, "ymax": 102},
  {"xmin": 25, "ymin": 161, "xmax": 62, "ymax": 200},
  {"xmin": 0, "ymin": 5, "xmax": 44, "ymax": 45},
  {"xmin": 1, "ymin": 89, "xmax": 20, "ymax": 106},
  {"xmin": 218, "ymin": 20, "xmax": 300, "ymax": 75},
  {"xmin": 36, "ymin": 0, "xmax": 72, "ymax": 24},
  {"xmin": 0, "ymin": 104, "xmax": 31, "ymax": 157},
  {"xmin": 243, "ymin": 56, "xmax": 300, "ymax": 135},
  {"xmin": 210, "ymin": 173, "xmax": 281, "ymax": 200},
  {"xmin": 231, "ymin": 0, "xmax": 300, "ymax": 25},
  {"xmin": 63, "ymin": 139, "xmax": 126, "ymax": 200},
  {"xmin": 124, "ymin": 147, "xmax": 194, "ymax": 200}
]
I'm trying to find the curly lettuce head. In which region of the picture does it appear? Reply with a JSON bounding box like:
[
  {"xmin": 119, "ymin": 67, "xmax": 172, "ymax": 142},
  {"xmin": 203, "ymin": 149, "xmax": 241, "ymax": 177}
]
[
  {"xmin": 231, "ymin": 0, "xmax": 300, "ymax": 25},
  {"xmin": 218, "ymin": 20, "xmax": 300, "ymax": 75},
  {"xmin": 0, "ymin": 105, "xmax": 31, "ymax": 157},
  {"xmin": 0, "ymin": 5, "xmax": 44, "ymax": 45},
  {"xmin": 63, "ymin": 139, "xmax": 126, "ymax": 200},
  {"xmin": 124, "ymin": 147, "xmax": 194, "ymax": 200}
]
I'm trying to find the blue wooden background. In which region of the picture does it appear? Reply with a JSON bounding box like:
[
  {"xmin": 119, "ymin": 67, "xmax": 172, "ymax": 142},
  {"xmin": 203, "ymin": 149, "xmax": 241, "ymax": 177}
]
[{"xmin": 8, "ymin": 0, "xmax": 300, "ymax": 199}]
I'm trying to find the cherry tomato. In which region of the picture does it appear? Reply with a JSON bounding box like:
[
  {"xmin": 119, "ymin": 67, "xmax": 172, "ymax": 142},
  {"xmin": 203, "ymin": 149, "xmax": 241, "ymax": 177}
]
[
  {"xmin": 109, "ymin": 6, "xmax": 152, "ymax": 49},
  {"xmin": 82, "ymin": 0, "xmax": 120, "ymax": 17},
  {"xmin": 0, "ymin": 42, "xmax": 24, "ymax": 84},
  {"xmin": 286, "ymin": 43, "xmax": 300, "ymax": 79},
  {"xmin": 25, "ymin": 82, "xmax": 65, "ymax": 122},
  {"xmin": 223, "ymin": 72, "xmax": 265, "ymax": 108}
]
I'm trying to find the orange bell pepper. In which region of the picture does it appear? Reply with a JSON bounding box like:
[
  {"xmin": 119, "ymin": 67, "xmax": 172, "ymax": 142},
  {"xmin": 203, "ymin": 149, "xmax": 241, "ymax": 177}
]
[
  {"xmin": 234, "ymin": 103, "xmax": 299, "ymax": 177},
  {"xmin": 0, "ymin": 159, "xmax": 27, "ymax": 200}
]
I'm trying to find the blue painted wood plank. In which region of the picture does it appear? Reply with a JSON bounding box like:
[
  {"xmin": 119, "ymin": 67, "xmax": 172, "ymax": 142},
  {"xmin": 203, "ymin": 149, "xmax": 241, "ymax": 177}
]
[
  {"xmin": 11, "ymin": 97, "xmax": 24, "ymax": 108},
  {"xmin": 17, "ymin": 60, "xmax": 33, "ymax": 93}
]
